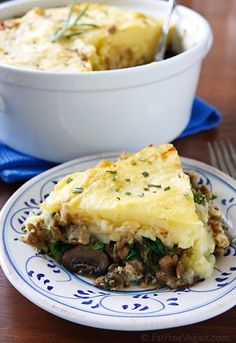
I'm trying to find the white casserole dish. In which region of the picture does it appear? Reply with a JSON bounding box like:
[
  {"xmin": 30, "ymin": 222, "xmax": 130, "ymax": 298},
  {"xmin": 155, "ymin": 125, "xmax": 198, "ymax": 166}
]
[{"xmin": 0, "ymin": 0, "xmax": 213, "ymax": 163}]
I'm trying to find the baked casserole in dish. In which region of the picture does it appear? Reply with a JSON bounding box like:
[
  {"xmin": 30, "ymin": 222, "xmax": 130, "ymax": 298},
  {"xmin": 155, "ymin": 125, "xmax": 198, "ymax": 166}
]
[{"xmin": 0, "ymin": 2, "xmax": 174, "ymax": 71}]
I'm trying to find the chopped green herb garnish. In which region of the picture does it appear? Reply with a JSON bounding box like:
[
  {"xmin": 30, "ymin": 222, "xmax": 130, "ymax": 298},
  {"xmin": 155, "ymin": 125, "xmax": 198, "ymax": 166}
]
[
  {"xmin": 194, "ymin": 191, "xmax": 205, "ymax": 204},
  {"xmin": 138, "ymin": 193, "xmax": 145, "ymax": 197},
  {"xmin": 66, "ymin": 177, "xmax": 73, "ymax": 184},
  {"xmin": 164, "ymin": 186, "xmax": 170, "ymax": 191},
  {"xmin": 73, "ymin": 187, "xmax": 84, "ymax": 194},
  {"xmin": 125, "ymin": 178, "xmax": 131, "ymax": 182},
  {"xmin": 31, "ymin": 209, "xmax": 42, "ymax": 216},
  {"xmin": 106, "ymin": 170, "xmax": 117, "ymax": 175},
  {"xmin": 89, "ymin": 237, "xmax": 104, "ymax": 251},
  {"xmin": 49, "ymin": 241, "xmax": 71, "ymax": 261},
  {"xmin": 112, "ymin": 176, "xmax": 117, "ymax": 182},
  {"xmin": 148, "ymin": 184, "xmax": 161, "ymax": 188},
  {"xmin": 184, "ymin": 192, "xmax": 190, "ymax": 199},
  {"xmin": 125, "ymin": 192, "xmax": 132, "ymax": 196},
  {"xmin": 116, "ymin": 197, "xmax": 121, "ymax": 200},
  {"xmin": 115, "ymin": 188, "xmax": 120, "ymax": 192},
  {"xmin": 142, "ymin": 171, "xmax": 149, "ymax": 178},
  {"xmin": 211, "ymin": 194, "xmax": 217, "ymax": 200},
  {"xmin": 143, "ymin": 188, "xmax": 150, "ymax": 191}
]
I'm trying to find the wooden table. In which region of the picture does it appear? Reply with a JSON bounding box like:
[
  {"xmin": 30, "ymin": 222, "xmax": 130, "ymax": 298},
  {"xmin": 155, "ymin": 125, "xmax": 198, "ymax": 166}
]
[{"xmin": 0, "ymin": 1, "xmax": 236, "ymax": 342}]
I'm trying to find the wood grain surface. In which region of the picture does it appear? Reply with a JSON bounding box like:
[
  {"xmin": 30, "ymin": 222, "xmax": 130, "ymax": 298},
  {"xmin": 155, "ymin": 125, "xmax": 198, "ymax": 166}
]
[{"xmin": 0, "ymin": 1, "xmax": 236, "ymax": 342}]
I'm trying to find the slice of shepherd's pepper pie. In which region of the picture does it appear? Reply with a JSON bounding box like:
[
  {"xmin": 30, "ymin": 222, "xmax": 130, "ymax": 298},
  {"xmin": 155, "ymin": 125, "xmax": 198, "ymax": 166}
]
[{"xmin": 23, "ymin": 144, "xmax": 230, "ymax": 290}]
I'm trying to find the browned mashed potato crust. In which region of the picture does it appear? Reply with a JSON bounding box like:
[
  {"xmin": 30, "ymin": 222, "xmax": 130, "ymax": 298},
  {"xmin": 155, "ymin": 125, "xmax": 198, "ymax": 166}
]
[{"xmin": 0, "ymin": 3, "xmax": 173, "ymax": 72}]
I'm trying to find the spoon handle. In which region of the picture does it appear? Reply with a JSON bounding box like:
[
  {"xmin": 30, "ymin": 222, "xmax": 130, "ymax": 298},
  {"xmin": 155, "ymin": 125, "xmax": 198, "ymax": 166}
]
[{"xmin": 156, "ymin": 0, "xmax": 177, "ymax": 61}]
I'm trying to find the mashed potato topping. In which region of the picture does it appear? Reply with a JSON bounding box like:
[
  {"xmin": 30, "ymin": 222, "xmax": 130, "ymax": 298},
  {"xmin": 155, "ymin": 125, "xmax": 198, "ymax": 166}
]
[
  {"xmin": 24, "ymin": 145, "xmax": 230, "ymax": 290},
  {"xmin": 0, "ymin": 2, "xmax": 173, "ymax": 72}
]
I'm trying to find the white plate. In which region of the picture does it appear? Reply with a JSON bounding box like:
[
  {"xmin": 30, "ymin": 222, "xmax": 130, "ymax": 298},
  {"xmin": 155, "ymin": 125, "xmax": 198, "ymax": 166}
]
[{"xmin": 0, "ymin": 153, "xmax": 235, "ymax": 331}]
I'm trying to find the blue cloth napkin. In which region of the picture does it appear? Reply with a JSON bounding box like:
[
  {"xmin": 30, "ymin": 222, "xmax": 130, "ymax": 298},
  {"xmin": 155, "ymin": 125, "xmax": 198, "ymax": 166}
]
[
  {"xmin": 0, "ymin": 97, "xmax": 221, "ymax": 183},
  {"xmin": 179, "ymin": 97, "xmax": 221, "ymax": 138}
]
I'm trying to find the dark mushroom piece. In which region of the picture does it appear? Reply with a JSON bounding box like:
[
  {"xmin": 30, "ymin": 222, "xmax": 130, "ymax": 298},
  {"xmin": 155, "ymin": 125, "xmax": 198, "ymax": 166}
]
[{"xmin": 61, "ymin": 244, "xmax": 110, "ymax": 277}]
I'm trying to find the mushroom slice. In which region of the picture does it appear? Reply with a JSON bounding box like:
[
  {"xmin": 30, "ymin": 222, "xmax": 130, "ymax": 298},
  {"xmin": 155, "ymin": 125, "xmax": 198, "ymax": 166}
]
[{"xmin": 61, "ymin": 244, "xmax": 110, "ymax": 277}]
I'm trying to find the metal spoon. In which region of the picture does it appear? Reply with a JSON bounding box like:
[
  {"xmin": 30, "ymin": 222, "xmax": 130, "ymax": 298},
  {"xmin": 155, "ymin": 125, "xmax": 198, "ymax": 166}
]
[{"xmin": 155, "ymin": 0, "xmax": 177, "ymax": 61}]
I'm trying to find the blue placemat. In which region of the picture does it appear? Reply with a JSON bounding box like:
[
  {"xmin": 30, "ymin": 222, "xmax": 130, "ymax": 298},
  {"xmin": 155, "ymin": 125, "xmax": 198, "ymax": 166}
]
[{"xmin": 0, "ymin": 97, "xmax": 221, "ymax": 183}]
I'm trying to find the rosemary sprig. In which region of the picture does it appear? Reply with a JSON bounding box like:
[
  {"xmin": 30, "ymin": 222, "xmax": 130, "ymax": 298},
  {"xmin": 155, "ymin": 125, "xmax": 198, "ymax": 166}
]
[
  {"xmin": 53, "ymin": 2, "xmax": 98, "ymax": 41},
  {"xmin": 53, "ymin": 0, "xmax": 77, "ymax": 41}
]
